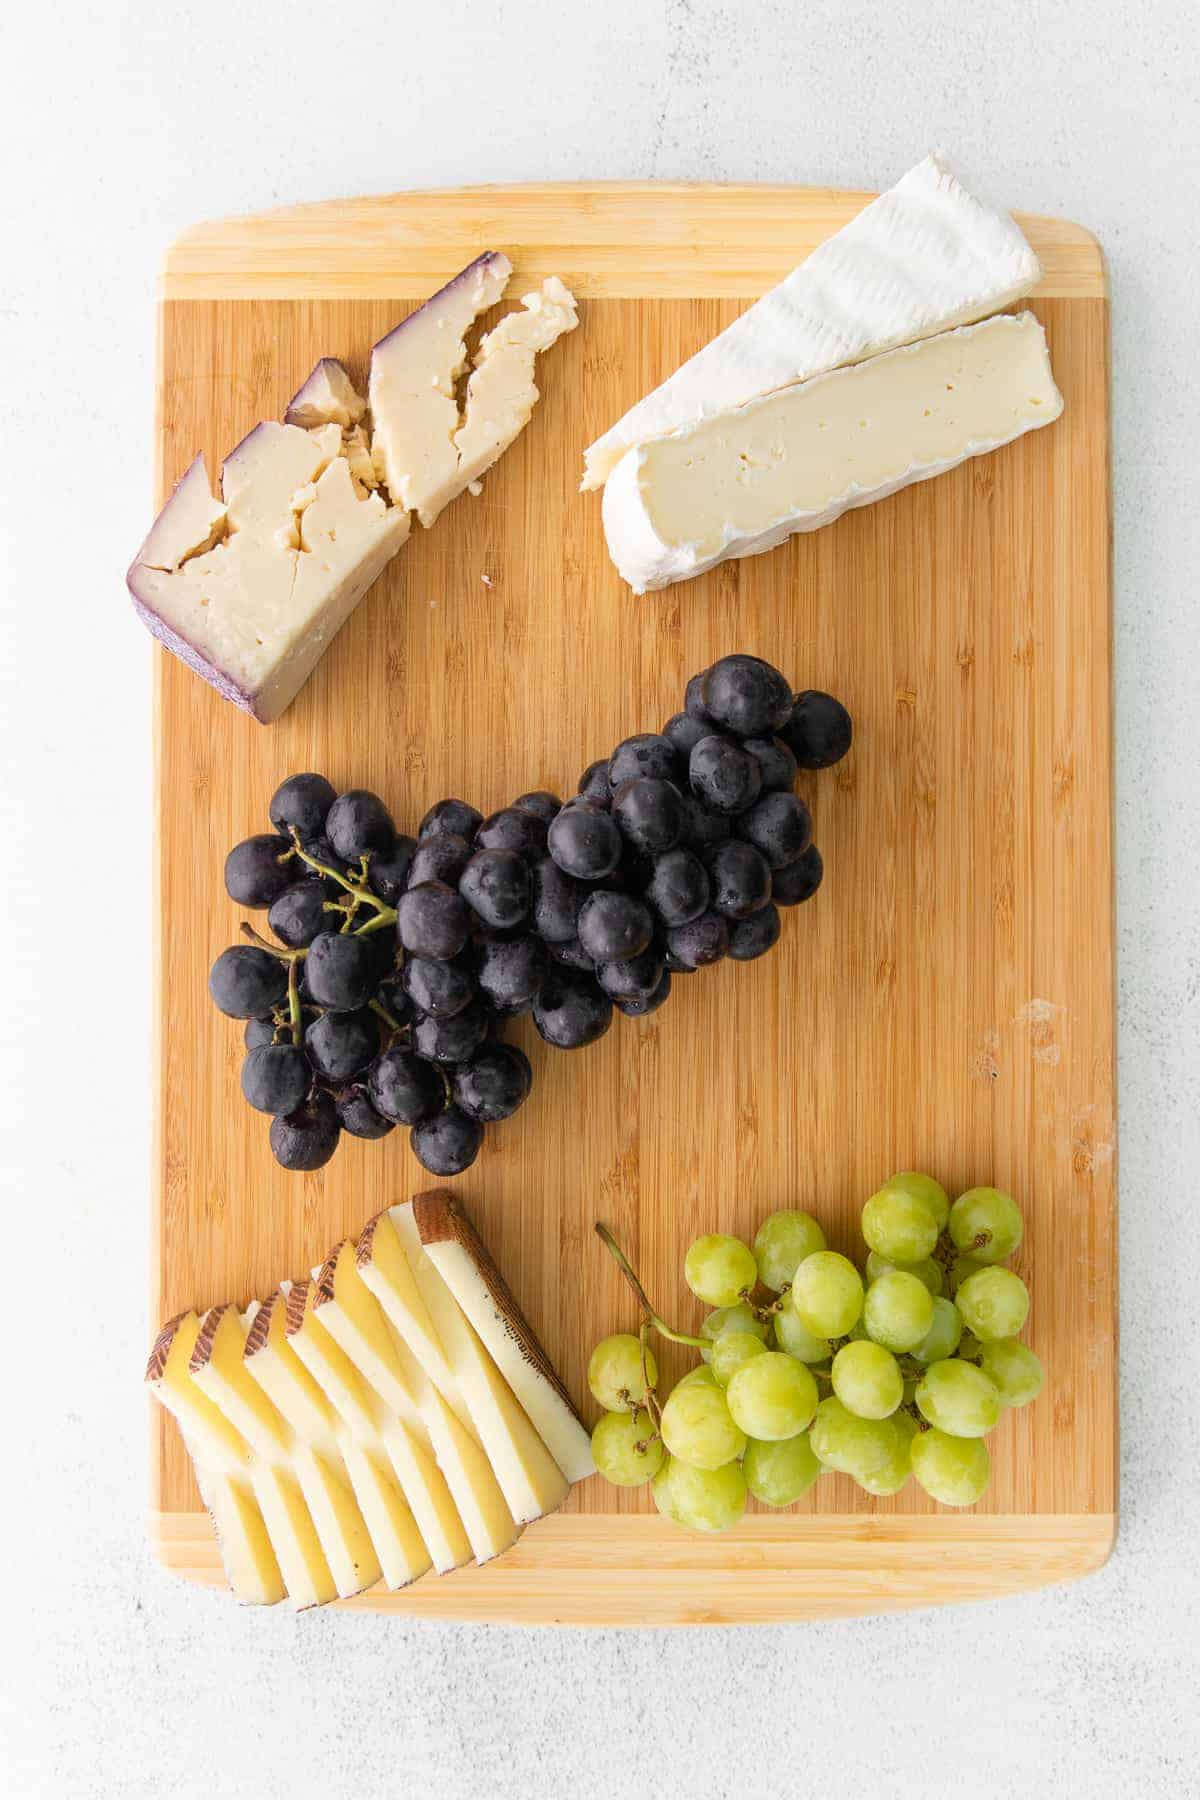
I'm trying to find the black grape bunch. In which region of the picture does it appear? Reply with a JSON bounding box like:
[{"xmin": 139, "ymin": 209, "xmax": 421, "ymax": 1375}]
[{"xmin": 208, "ymin": 656, "xmax": 852, "ymax": 1177}]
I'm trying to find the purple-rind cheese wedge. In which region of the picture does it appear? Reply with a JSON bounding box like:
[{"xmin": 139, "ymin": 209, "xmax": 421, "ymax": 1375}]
[{"xmin": 284, "ymin": 357, "xmax": 367, "ymax": 430}]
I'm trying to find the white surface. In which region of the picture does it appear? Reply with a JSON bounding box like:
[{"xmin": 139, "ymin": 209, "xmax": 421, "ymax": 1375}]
[{"xmin": 0, "ymin": 1, "xmax": 1197, "ymax": 1795}]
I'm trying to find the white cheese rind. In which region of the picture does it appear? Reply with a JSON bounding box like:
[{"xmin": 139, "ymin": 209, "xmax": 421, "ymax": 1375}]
[
  {"xmin": 582, "ymin": 153, "xmax": 1042, "ymax": 489},
  {"xmin": 602, "ymin": 311, "xmax": 1063, "ymax": 594}
]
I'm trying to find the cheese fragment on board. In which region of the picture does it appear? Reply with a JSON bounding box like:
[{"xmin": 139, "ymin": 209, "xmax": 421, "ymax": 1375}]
[
  {"xmin": 603, "ymin": 311, "xmax": 1063, "ymax": 594},
  {"xmin": 413, "ymin": 1191, "xmax": 596, "ymax": 1484},
  {"xmin": 582, "ymin": 153, "xmax": 1042, "ymax": 489},
  {"xmin": 450, "ymin": 278, "xmax": 578, "ymax": 506},
  {"xmin": 284, "ymin": 357, "xmax": 368, "ymax": 430}
]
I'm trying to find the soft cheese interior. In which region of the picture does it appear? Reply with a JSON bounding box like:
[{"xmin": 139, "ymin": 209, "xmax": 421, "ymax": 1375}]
[{"xmin": 602, "ymin": 311, "xmax": 1064, "ymax": 594}]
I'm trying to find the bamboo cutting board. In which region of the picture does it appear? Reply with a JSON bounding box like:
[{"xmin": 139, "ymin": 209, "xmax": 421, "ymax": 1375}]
[{"xmin": 148, "ymin": 184, "xmax": 1115, "ymax": 1623}]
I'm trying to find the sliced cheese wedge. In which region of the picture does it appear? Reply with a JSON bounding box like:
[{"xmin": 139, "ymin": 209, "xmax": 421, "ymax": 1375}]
[
  {"xmin": 603, "ymin": 311, "xmax": 1064, "ymax": 593},
  {"xmin": 190, "ymin": 1458, "xmax": 284, "ymax": 1607},
  {"xmin": 356, "ymin": 1209, "xmax": 472, "ymax": 1429},
  {"xmin": 248, "ymin": 1463, "xmax": 338, "ymax": 1611},
  {"xmin": 582, "ymin": 152, "xmax": 1042, "ymax": 488},
  {"xmin": 282, "ymin": 1279, "xmax": 470, "ymax": 1576},
  {"xmin": 383, "ymin": 1203, "xmax": 569, "ymax": 1525},
  {"xmin": 413, "ymin": 1191, "xmax": 595, "ymax": 1484},
  {"xmin": 312, "ymin": 1245, "xmax": 519, "ymax": 1565}
]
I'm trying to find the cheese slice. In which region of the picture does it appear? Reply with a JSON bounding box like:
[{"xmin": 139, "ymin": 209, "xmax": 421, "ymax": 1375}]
[
  {"xmin": 449, "ymin": 277, "xmax": 578, "ymax": 506},
  {"xmin": 356, "ymin": 1209, "xmax": 472, "ymax": 1427},
  {"xmin": 383, "ymin": 1203, "xmax": 569, "ymax": 1525},
  {"xmin": 282, "ymin": 1279, "xmax": 470, "ymax": 1575},
  {"xmin": 603, "ymin": 311, "xmax": 1064, "ymax": 593},
  {"xmin": 311, "ymin": 1245, "xmax": 519, "ymax": 1565},
  {"xmin": 285, "ymin": 357, "xmax": 368, "ymax": 430},
  {"xmin": 190, "ymin": 1457, "xmax": 285, "ymax": 1607},
  {"xmin": 413, "ymin": 1191, "xmax": 595, "ymax": 1484},
  {"xmin": 247, "ymin": 1463, "xmax": 338, "ymax": 1610},
  {"xmin": 582, "ymin": 153, "xmax": 1042, "ymax": 489}
]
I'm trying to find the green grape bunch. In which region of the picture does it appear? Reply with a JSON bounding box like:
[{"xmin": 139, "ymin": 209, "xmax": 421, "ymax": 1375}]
[{"xmin": 587, "ymin": 1174, "xmax": 1043, "ymax": 1533}]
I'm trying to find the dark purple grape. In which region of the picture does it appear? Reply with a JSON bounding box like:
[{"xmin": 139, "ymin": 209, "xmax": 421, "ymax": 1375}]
[
  {"xmin": 268, "ymin": 880, "xmax": 330, "ymax": 949},
  {"xmin": 608, "ymin": 734, "xmax": 679, "ymax": 788},
  {"xmin": 459, "ymin": 849, "xmax": 531, "ymax": 930},
  {"xmin": 413, "ymin": 1001, "xmax": 490, "ymax": 1064},
  {"xmin": 513, "ymin": 790, "xmax": 562, "ymax": 824},
  {"xmin": 409, "ymin": 832, "xmax": 472, "ymax": 889},
  {"xmin": 453, "ymin": 1045, "xmax": 532, "ymax": 1122},
  {"xmin": 304, "ymin": 1008, "xmax": 378, "ymax": 1080},
  {"xmin": 596, "ymin": 947, "xmax": 664, "ymax": 1001},
  {"xmin": 664, "ymin": 949, "xmax": 698, "ymax": 974},
  {"xmin": 245, "ymin": 1015, "xmax": 279, "ymax": 1051},
  {"xmin": 475, "ymin": 807, "xmax": 547, "ymax": 855},
  {"xmin": 269, "ymin": 773, "xmax": 337, "ymax": 841},
  {"xmin": 477, "ymin": 934, "xmax": 549, "ymax": 1013},
  {"xmin": 304, "ymin": 932, "xmax": 374, "ymax": 1010},
  {"xmin": 779, "ymin": 690, "xmax": 853, "ymax": 769},
  {"xmin": 549, "ymin": 936, "xmax": 595, "ymax": 972},
  {"xmin": 548, "ymin": 805, "xmax": 621, "ymax": 880},
  {"xmin": 684, "ymin": 668, "xmax": 716, "ymax": 722},
  {"xmin": 356, "ymin": 920, "xmax": 398, "ymax": 985},
  {"xmin": 707, "ymin": 840, "xmax": 773, "ymax": 918},
  {"xmin": 532, "ymin": 971, "xmax": 613, "ymax": 1049},
  {"xmin": 296, "ymin": 835, "xmax": 351, "ymax": 881},
  {"xmin": 402, "ymin": 955, "xmax": 476, "ymax": 1019},
  {"xmin": 701, "ymin": 655, "xmax": 792, "ymax": 737},
  {"xmin": 531, "ymin": 856, "xmax": 584, "ymax": 943},
  {"xmin": 666, "ymin": 910, "xmax": 730, "ymax": 969},
  {"xmin": 369, "ymin": 835, "xmax": 417, "ymax": 901},
  {"xmin": 411, "ymin": 1105, "xmax": 483, "ymax": 1176},
  {"xmin": 611, "ymin": 777, "xmax": 685, "ymax": 854},
  {"xmin": 689, "ymin": 737, "xmax": 763, "ymax": 815},
  {"xmin": 578, "ymin": 891, "xmax": 654, "ymax": 964},
  {"xmin": 419, "ymin": 797, "xmax": 483, "ymax": 842},
  {"xmin": 615, "ymin": 968, "xmax": 673, "ymax": 1016},
  {"xmin": 334, "ymin": 1085, "xmax": 395, "ymax": 1139},
  {"xmin": 743, "ymin": 737, "xmax": 798, "ymax": 792},
  {"xmin": 398, "ymin": 881, "xmax": 470, "ymax": 960},
  {"xmin": 663, "ymin": 712, "xmax": 711, "ymax": 757},
  {"xmin": 224, "ymin": 835, "xmax": 294, "ymax": 908},
  {"xmin": 368, "ymin": 1047, "xmax": 447, "ymax": 1124},
  {"xmin": 728, "ymin": 903, "xmax": 782, "ymax": 961},
  {"xmin": 209, "ymin": 946, "xmax": 288, "ymax": 1019},
  {"xmin": 241, "ymin": 1043, "xmax": 311, "ymax": 1114},
  {"xmin": 578, "ymin": 760, "xmax": 613, "ymax": 806},
  {"xmin": 269, "ymin": 1091, "xmax": 340, "ymax": 1171},
  {"xmin": 737, "ymin": 791, "xmax": 813, "ymax": 869},
  {"xmin": 678, "ymin": 794, "xmax": 732, "ymax": 854},
  {"xmin": 772, "ymin": 843, "xmax": 824, "ymax": 906},
  {"xmin": 646, "ymin": 847, "xmax": 710, "ymax": 927},
  {"xmin": 374, "ymin": 972, "xmax": 414, "ymax": 1028},
  {"xmin": 326, "ymin": 790, "xmax": 395, "ymax": 862}
]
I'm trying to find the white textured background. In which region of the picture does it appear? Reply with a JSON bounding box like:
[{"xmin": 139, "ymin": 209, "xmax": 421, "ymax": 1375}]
[{"xmin": 2, "ymin": 2, "xmax": 1198, "ymax": 1795}]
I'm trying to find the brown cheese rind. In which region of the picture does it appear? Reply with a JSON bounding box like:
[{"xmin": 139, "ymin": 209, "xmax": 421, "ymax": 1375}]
[
  {"xmin": 283, "ymin": 1280, "xmax": 311, "ymax": 1339},
  {"xmin": 188, "ymin": 1303, "xmax": 230, "ymax": 1375},
  {"xmin": 356, "ymin": 1213, "xmax": 384, "ymax": 1271},
  {"xmin": 243, "ymin": 1293, "xmax": 278, "ymax": 1359},
  {"xmin": 411, "ymin": 1190, "xmax": 582, "ymax": 1425},
  {"xmin": 311, "ymin": 1249, "xmax": 342, "ymax": 1310},
  {"xmin": 145, "ymin": 1311, "xmax": 188, "ymax": 1384}
]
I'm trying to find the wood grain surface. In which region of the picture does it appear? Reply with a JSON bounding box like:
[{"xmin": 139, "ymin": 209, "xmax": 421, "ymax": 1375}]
[{"xmin": 148, "ymin": 185, "xmax": 1115, "ymax": 1621}]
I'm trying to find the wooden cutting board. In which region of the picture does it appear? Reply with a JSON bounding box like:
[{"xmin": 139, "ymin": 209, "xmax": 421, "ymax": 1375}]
[{"xmin": 148, "ymin": 184, "xmax": 1115, "ymax": 1623}]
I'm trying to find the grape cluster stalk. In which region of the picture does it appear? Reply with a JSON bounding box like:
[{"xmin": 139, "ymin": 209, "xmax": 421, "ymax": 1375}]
[
  {"xmin": 589, "ymin": 1177, "xmax": 1044, "ymax": 1527},
  {"xmin": 207, "ymin": 655, "xmax": 852, "ymax": 1176}
]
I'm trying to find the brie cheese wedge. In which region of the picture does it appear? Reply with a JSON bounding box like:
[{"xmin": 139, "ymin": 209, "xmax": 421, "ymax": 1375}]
[
  {"xmin": 603, "ymin": 310, "xmax": 1063, "ymax": 593},
  {"xmin": 582, "ymin": 153, "xmax": 1042, "ymax": 489}
]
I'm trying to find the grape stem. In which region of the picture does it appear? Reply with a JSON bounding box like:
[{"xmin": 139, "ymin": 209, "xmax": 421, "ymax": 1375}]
[
  {"xmin": 593, "ymin": 1223, "xmax": 707, "ymax": 1349},
  {"xmin": 369, "ymin": 997, "xmax": 407, "ymax": 1037},
  {"xmin": 286, "ymin": 832, "xmax": 398, "ymax": 928},
  {"xmin": 285, "ymin": 957, "xmax": 303, "ymax": 1048},
  {"xmin": 240, "ymin": 922, "xmax": 307, "ymax": 962}
]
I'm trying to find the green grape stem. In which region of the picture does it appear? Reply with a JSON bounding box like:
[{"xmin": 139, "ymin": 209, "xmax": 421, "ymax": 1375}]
[
  {"xmin": 369, "ymin": 997, "xmax": 408, "ymax": 1038},
  {"xmin": 286, "ymin": 831, "xmax": 398, "ymax": 928},
  {"xmin": 285, "ymin": 956, "xmax": 303, "ymax": 1047},
  {"xmin": 240, "ymin": 922, "xmax": 307, "ymax": 962},
  {"xmin": 593, "ymin": 1223, "xmax": 707, "ymax": 1349}
]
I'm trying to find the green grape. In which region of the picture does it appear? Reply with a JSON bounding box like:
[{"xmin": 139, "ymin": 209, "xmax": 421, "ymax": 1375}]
[
  {"xmin": 910, "ymin": 1428, "xmax": 991, "ymax": 1506},
  {"xmin": 856, "ymin": 1441, "xmax": 912, "ymax": 1496},
  {"xmin": 699, "ymin": 1303, "xmax": 769, "ymax": 1363},
  {"xmin": 891, "ymin": 1409, "xmax": 919, "ymax": 1448},
  {"xmin": 957, "ymin": 1329, "xmax": 982, "ymax": 1362},
  {"xmin": 652, "ymin": 1455, "xmax": 748, "ymax": 1533},
  {"xmin": 752, "ymin": 1209, "xmax": 826, "ymax": 1292},
  {"xmin": 955, "ymin": 1266, "xmax": 1030, "ymax": 1341},
  {"xmin": 831, "ymin": 1340, "xmax": 903, "ymax": 1419},
  {"xmin": 684, "ymin": 1233, "xmax": 758, "ymax": 1307},
  {"xmin": 743, "ymin": 1432, "xmax": 822, "ymax": 1506},
  {"xmin": 708, "ymin": 1330, "xmax": 769, "ymax": 1388},
  {"xmin": 675, "ymin": 1364, "xmax": 718, "ymax": 1391},
  {"xmin": 725, "ymin": 1352, "xmax": 818, "ymax": 1440},
  {"xmin": 844, "ymin": 1318, "xmax": 872, "ymax": 1343},
  {"xmin": 911, "ymin": 1296, "xmax": 964, "ymax": 1365},
  {"xmin": 772, "ymin": 1307, "xmax": 832, "ymax": 1364},
  {"xmin": 591, "ymin": 1409, "xmax": 664, "ymax": 1486},
  {"xmin": 949, "ymin": 1254, "xmax": 989, "ymax": 1295},
  {"xmin": 915, "ymin": 1359, "xmax": 1002, "ymax": 1437},
  {"xmin": 660, "ymin": 1375, "xmax": 747, "ymax": 1469},
  {"xmin": 948, "ymin": 1187, "xmax": 1023, "ymax": 1263},
  {"xmin": 885, "ymin": 1171, "xmax": 951, "ymax": 1231},
  {"xmin": 861, "ymin": 1181, "xmax": 941, "ymax": 1263},
  {"xmin": 864, "ymin": 1248, "xmax": 944, "ymax": 1296},
  {"xmin": 808, "ymin": 1396, "xmax": 897, "ymax": 1479},
  {"xmin": 587, "ymin": 1333, "xmax": 657, "ymax": 1411},
  {"xmin": 979, "ymin": 1337, "xmax": 1044, "ymax": 1407},
  {"xmin": 790, "ymin": 1251, "xmax": 864, "ymax": 1338},
  {"xmin": 863, "ymin": 1270, "xmax": 935, "ymax": 1352}
]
